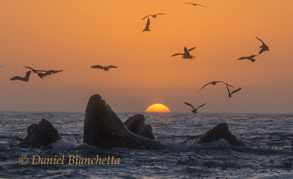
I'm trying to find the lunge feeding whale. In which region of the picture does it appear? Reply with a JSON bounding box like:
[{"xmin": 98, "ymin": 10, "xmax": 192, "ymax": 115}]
[
  {"xmin": 124, "ymin": 114, "xmax": 155, "ymax": 140},
  {"xmin": 18, "ymin": 119, "xmax": 60, "ymax": 148},
  {"xmin": 83, "ymin": 94, "xmax": 168, "ymax": 150}
]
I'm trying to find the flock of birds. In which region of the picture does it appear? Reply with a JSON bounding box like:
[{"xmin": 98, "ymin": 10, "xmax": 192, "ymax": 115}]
[
  {"xmin": 141, "ymin": 2, "xmax": 270, "ymax": 113},
  {"xmin": 1, "ymin": 1, "xmax": 270, "ymax": 113},
  {"xmin": 4, "ymin": 64, "xmax": 118, "ymax": 82}
]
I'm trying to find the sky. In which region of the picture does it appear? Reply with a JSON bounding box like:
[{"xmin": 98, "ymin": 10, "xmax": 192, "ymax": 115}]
[{"xmin": 0, "ymin": 0, "xmax": 292, "ymax": 113}]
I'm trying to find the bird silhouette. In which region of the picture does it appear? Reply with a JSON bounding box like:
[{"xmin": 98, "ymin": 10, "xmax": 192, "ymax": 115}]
[
  {"xmin": 172, "ymin": 47, "xmax": 196, "ymax": 59},
  {"xmin": 184, "ymin": 102, "xmax": 207, "ymax": 113},
  {"xmin": 184, "ymin": 2, "xmax": 207, "ymax": 8},
  {"xmin": 143, "ymin": 18, "xmax": 151, "ymax": 32},
  {"xmin": 142, "ymin": 13, "xmax": 167, "ymax": 20},
  {"xmin": 24, "ymin": 66, "xmax": 63, "ymax": 79},
  {"xmin": 199, "ymin": 81, "xmax": 233, "ymax": 92},
  {"xmin": 256, "ymin": 37, "xmax": 269, "ymax": 54},
  {"xmin": 226, "ymin": 84, "xmax": 242, "ymax": 99},
  {"xmin": 238, "ymin": 55, "xmax": 258, "ymax": 62},
  {"xmin": 91, "ymin": 65, "xmax": 118, "ymax": 71},
  {"xmin": 10, "ymin": 71, "xmax": 31, "ymax": 82}
]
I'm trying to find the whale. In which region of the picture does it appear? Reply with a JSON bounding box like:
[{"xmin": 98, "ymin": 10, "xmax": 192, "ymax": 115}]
[
  {"xmin": 18, "ymin": 119, "xmax": 60, "ymax": 148},
  {"xmin": 83, "ymin": 94, "xmax": 169, "ymax": 150},
  {"xmin": 199, "ymin": 123, "xmax": 244, "ymax": 146},
  {"xmin": 124, "ymin": 114, "xmax": 155, "ymax": 140}
]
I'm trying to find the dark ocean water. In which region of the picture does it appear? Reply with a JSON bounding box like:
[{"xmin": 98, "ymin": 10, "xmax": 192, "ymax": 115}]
[{"xmin": 0, "ymin": 112, "xmax": 292, "ymax": 178}]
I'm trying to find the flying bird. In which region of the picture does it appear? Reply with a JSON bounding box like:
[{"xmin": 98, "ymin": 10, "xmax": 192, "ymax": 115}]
[
  {"xmin": 184, "ymin": 102, "xmax": 207, "ymax": 113},
  {"xmin": 238, "ymin": 55, "xmax": 258, "ymax": 62},
  {"xmin": 91, "ymin": 65, "xmax": 118, "ymax": 71},
  {"xmin": 184, "ymin": 2, "xmax": 207, "ymax": 8},
  {"xmin": 172, "ymin": 47, "xmax": 196, "ymax": 59},
  {"xmin": 142, "ymin": 13, "xmax": 167, "ymax": 20},
  {"xmin": 226, "ymin": 85, "xmax": 242, "ymax": 99},
  {"xmin": 199, "ymin": 81, "xmax": 233, "ymax": 92},
  {"xmin": 143, "ymin": 18, "xmax": 151, "ymax": 32},
  {"xmin": 10, "ymin": 71, "xmax": 31, "ymax": 82},
  {"xmin": 24, "ymin": 66, "xmax": 63, "ymax": 79},
  {"xmin": 256, "ymin": 37, "xmax": 269, "ymax": 54}
]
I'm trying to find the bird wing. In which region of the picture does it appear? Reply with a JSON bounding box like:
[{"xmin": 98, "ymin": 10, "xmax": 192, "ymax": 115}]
[
  {"xmin": 197, "ymin": 4, "xmax": 207, "ymax": 8},
  {"xmin": 256, "ymin": 37, "xmax": 265, "ymax": 45},
  {"xmin": 51, "ymin": 70, "xmax": 63, "ymax": 73},
  {"xmin": 10, "ymin": 76, "xmax": 22, "ymax": 81},
  {"xmin": 217, "ymin": 81, "xmax": 234, "ymax": 88},
  {"xmin": 146, "ymin": 18, "xmax": 150, "ymax": 28},
  {"xmin": 155, "ymin": 13, "xmax": 167, "ymax": 16},
  {"xmin": 25, "ymin": 71, "xmax": 31, "ymax": 78},
  {"xmin": 184, "ymin": 102, "xmax": 195, "ymax": 110},
  {"xmin": 259, "ymin": 48, "xmax": 265, "ymax": 54},
  {"xmin": 91, "ymin": 65, "xmax": 104, "ymax": 69},
  {"xmin": 199, "ymin": 82, "xmax": 213, "ymax": 91},
  {"xmin": 226, "ymin": 84, "xmax": 231, "ymax": 96},
  {"xmin": 184, "ymin": 3, "xmax": 194, "ymax": 5},
  {"xmin": 238, "ymin": 56, "xmax": 248, "ymax": 60},
  {"xmin": 171, "ymin": 53, "xmax": 184, "ymax": 56},
  {"xmin": 188, "ymin": 47, "xmax": 196, "ymax": 52},
  {"xmin": 231, "ymin": 88, "xmax": 242, "ymax": 95},
  {"xmin": 196, "ymin": 103, "xmax": 207, "ymax": 110},
  {"xmin": 107, "ymin": 65, "xmax": 118, "ymax": 69},
  {"xmin": 184, "ymin": 47, "xmax": 189, "ymax": 54},
  {"xmin": 23, "ymin": 66, "xmax": 34, "ymax": 70},
  {"xmin": 142, "ymin": 15, "xmax": 151, "ymax": 20}
]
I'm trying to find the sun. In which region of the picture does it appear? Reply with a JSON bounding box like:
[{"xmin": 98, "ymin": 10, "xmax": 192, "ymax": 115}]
[{"xmin": 145, "ymin": 103, "xmax": 171, "ymax": 113}]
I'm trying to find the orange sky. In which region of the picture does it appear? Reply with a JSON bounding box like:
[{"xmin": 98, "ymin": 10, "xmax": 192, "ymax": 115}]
[{"xmin": 0, "ymin": 0, "xmax": 292, "ymax": 113}]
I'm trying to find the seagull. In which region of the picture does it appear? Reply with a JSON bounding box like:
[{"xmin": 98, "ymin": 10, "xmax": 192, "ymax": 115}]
[
  {"xmin": 24, "ymin": 66, "xmax": 63, "ymax": 79},
  {"xmin": 10, "ymin": 71, "xmax": 31, "ymax": 82},
  {"xmin": 142, "ymin": 13, "xmax": 167, "ymax": 20},
  {"xmin": 172, "ymin": 47, "xmax": 196, "ymax": 59},
  {"xmin": 91, "ymin": 65, "xmax": 118, "ymax": 71},
  {"xmin": 238, "ymin": 55, "xmax": 258, "ymax": 62},
  {"xmin": 143, "ymin": 18, "xmax": 151, "ymax": 32},
  {"xmin": 256, "ymin": 37, "xmax": 269, "ymax": 54},
  {"xmin": 199, "ymin": 81, "xmax": 234, "ymax": 92},
  {"xmin": 184, "ymin": 2, "xmax": 207, "ymax": 8},
  {"xmin": 226, "ymin": 85, "xmax": 242, "ymax": 99},
  {"xmin": 184, "ymin": 102, "xmax": 207, "ymax": 113}
]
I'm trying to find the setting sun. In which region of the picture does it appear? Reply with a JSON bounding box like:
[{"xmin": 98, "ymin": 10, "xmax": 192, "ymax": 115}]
[{"xmin": 145, "ymin": 104, "xmax": 171, "ymax": 113}]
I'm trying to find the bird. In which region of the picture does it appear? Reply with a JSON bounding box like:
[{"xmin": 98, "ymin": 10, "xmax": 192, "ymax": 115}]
[
  {"xmin": 226, "ymin": 84, "xmax": 242, "ymax": 99},
  {"xmin": 142, "ymin": 13, "xmax": 167, "ymax": 20},
  {"xmin": 143, "ymin": 18, "xmax": 151, "ymax": 32},
  {"xmin": 184, "ymin": 2, "xmax": 207, "ymax": 8},
  {"xmin": 24, "ymin": 66, "xmax": 63, "ymax": 79},
  {"xmin": 199, "ymin": 81, "xmax": 234, "ymax": 92},
  {"xmin": 172, "ymin": 47, "xmax": 196, "ymax": 59},
  {"xmin": 91, "ymin": 65, "xmax": 118, "ymax": 71},
  {"xmin": 238, "ymin": 55, "xmax": 258, "ymax": 62},
  {"xmin": 23, "ymin": 66, "xmax": 63, "ymax": 79},
  {"xmin": 256, "ymin": 37, "xmax": 269, "ymax": 54},
  {"xmin": 10, "ymin": 71, "xmax": 31, "ymax": 82},
  {"xmin": 184, "ymin": 102, "xmax": 207, "ymax": 113}
]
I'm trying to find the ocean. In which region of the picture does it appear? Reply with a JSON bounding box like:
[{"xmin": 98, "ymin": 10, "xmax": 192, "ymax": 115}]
[{"xmin": 0, "ymin": 112, "xmax": 292, "ymax": 178}]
